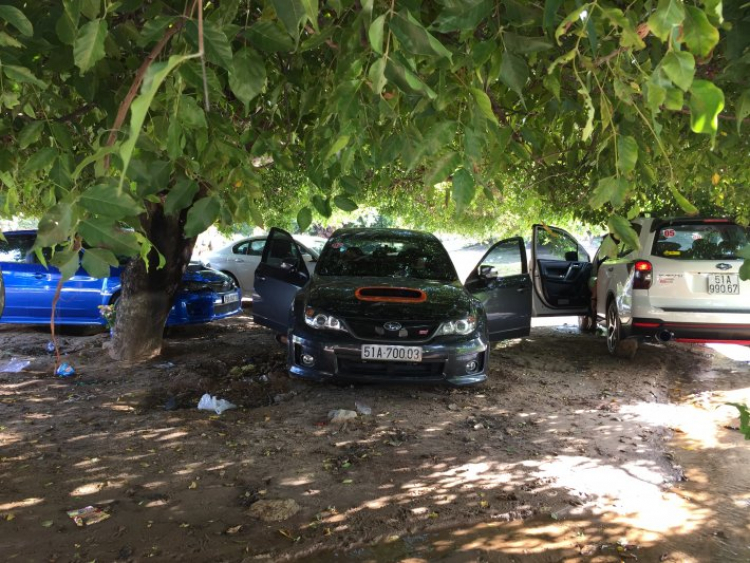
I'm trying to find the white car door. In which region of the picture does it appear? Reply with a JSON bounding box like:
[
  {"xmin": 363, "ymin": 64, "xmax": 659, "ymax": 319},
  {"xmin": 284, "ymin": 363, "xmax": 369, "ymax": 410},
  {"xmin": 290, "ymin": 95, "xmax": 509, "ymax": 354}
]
[{"xmin": 229, "ymin": 239, "xmax": 266, "ymax": 293}]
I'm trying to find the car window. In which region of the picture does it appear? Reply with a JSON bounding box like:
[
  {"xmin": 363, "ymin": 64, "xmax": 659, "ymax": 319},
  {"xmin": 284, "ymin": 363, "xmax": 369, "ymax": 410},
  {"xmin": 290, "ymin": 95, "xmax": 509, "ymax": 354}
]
[
  {"xmin": 652, "ymin": 222, "xmax": 750, "ymax": 260},
  {"xmin": 317, "ymin": 231, "xmax": 457, "ymax": 282},
  {"xmin": 0, "ymin": 234, "xmax": 36, "ymax": 263},
  {"xmin": 266, "ymin": 236, "xmax": 301, "ymax": 267},
  {"xmin": 536, "ymin": 227, "xmax": 589, "ymax": 262},
  {"xmin": 480, "ymin": 239, "xmax": 524, "ymax": 277},
  {"xmin": 249, "ymin": 240, "xmax": 265, "ymax": 256}
]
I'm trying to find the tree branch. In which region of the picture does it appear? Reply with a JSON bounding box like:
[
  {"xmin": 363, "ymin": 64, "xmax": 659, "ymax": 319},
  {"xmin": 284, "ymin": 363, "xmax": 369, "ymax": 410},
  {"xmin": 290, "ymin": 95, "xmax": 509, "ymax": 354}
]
[
  {"xmin": 104, "ymin": 0, "xmax": 199, "ymax": 166},
  {"xmin": 55, "ymin": 104, "xmax": 95, "ymax": 123}
]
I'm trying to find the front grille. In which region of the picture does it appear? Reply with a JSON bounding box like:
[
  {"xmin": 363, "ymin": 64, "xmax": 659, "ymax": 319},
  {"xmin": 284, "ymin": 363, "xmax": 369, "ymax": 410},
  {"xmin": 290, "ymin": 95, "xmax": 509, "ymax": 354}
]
[
  {"xmin": 213, "ymin": 301, "xmax": 239, "ymax": 315},
  {"xmin": 346, "ymin": 319, "xmax": 439, "ymax": 342},
  {"xmin": 337, "ymin": 357, "xmax": 444, "ymax": 378}
]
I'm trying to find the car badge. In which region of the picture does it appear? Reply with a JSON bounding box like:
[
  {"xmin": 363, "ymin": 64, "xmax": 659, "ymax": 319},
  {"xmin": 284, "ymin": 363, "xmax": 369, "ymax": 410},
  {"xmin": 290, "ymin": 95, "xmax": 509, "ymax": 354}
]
[
  {"xmin": 383, "ymin": 321, "xmax": 402, "ymax": 331},
  {"xmin": 716, "ymin": 263, "xmax": 732, "ymax": 271}
]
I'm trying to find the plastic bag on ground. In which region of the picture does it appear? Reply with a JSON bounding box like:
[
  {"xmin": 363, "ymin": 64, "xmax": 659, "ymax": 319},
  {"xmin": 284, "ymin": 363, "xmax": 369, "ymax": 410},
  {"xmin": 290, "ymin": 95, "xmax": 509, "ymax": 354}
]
[
  {"xmin": 197, "ymin": 393, "xmax": 237, "ymax": 414},
  {"xmin": 0, "ymin": 358, "xmax": 31, "ymax": 373}
]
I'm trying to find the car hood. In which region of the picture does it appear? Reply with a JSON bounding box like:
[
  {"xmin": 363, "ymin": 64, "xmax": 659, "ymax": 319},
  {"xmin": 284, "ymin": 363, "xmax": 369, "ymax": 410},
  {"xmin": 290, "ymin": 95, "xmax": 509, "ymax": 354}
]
[{"xmin": 305, "ymin": 276, "xmax": 474, "ymax": 321}]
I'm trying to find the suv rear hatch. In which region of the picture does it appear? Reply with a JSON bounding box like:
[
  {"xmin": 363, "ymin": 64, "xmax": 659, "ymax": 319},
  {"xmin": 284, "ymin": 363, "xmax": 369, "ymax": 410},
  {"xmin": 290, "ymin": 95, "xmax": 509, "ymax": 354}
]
[{"xmin": 646, "ymin": 219, "xmax": 749, "ymax": 312}]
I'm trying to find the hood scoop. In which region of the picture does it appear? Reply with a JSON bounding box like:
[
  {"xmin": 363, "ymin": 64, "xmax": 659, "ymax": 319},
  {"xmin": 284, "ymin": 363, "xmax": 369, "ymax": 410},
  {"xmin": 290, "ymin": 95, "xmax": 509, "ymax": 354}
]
[{"xmin": 355, "ymin": 286, "xmax": 427, "ymax": 303}]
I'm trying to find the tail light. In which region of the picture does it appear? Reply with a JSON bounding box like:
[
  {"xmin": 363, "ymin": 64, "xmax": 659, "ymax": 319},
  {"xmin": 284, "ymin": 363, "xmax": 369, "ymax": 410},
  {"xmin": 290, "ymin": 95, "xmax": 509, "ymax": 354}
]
[{"xmin": 632, "ymin": 260, "xmax": 653, "ymax": 289}]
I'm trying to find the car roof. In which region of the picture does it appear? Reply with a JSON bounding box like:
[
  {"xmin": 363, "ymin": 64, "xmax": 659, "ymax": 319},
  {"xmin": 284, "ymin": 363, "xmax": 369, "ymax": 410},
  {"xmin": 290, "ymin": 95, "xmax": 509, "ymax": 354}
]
[{"xmin": 329, "ymin": 227, "xmax": 440, "ymax": 241}]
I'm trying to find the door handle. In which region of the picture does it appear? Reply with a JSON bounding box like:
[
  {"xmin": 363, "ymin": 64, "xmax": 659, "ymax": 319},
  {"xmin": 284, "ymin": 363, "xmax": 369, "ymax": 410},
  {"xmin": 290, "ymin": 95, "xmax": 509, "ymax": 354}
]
[
  {"xmin": 34, "ymin": 273, "xmax": 45, "ymax": 279},
  {"xmin": 516, "ymin": 287, "xmax": 526, "ymax": 292},
  {"xmin": 256, "ymin": 275, "xmax": 266, "ymax": 281}
]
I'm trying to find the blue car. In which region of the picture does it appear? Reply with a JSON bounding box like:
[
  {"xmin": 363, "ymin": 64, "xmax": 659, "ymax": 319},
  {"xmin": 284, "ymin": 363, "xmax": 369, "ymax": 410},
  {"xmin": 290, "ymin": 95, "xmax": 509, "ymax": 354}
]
[{"xmin": 0, "ymin": 230, "xmax": 242, "ymax": 327}]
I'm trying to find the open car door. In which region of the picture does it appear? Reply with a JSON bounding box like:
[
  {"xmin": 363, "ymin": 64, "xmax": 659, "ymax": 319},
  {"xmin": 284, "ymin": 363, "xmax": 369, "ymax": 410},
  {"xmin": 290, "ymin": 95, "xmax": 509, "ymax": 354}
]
[
  {"xmin": 252, "ymin": 227, "xmax": 310, "ymax": 333},
  {"xmin": 465, "ymin": 237, "xmax": 532, "ymax": 341},
  {"xmin": 531, "ymin": 224, "xmax": 591, "ymax": 316}
]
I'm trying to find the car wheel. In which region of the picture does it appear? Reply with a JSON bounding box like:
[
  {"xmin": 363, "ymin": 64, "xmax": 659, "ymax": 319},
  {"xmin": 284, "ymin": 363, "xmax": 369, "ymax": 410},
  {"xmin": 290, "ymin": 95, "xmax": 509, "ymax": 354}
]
[{"xmin": 606, "ymin": 300, "xmax": 637, "ymax": 359}]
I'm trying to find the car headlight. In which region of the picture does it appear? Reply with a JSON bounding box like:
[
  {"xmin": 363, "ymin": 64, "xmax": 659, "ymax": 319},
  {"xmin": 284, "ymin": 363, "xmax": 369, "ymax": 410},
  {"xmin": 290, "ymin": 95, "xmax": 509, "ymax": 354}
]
[
  {"xmin": 436, "ymin": 316, "xmax": 477, "ymax": 336},
  {"xmin": 304, "ymin": 308, "xmax": 347, "ymax": 332}
]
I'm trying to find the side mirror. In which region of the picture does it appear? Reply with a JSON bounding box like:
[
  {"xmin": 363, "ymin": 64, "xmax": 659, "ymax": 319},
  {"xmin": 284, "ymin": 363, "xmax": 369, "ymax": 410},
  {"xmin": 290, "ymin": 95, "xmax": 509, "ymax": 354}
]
[
  {"xmin": 479, "ymin": 265, "xmax": 499, "ymax": 279},
  {"xmin": 564, "ymin": 251, "xmax": 579, "ymax": 262}
]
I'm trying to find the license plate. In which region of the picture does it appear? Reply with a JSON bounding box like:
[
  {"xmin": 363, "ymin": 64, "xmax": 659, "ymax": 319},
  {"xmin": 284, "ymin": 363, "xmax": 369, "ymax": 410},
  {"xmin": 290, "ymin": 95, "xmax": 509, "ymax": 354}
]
[
  {"xmin": 361, "ymin": 345, "xmax": 422, "ymax": 362},
  {"xmin": 707, "ymin": 274, "xmax": 740, "ymax": 295},
  {"xmin": 223, "ymin": 293, "xmax": 240, "ymax": 304}
]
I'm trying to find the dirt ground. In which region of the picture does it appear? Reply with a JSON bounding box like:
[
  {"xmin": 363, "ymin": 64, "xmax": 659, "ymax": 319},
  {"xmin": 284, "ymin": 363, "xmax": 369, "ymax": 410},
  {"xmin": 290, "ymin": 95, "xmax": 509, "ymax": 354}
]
[{"xmin": 1, "ymin": 304, "xmax": 749, "ymax": 562}]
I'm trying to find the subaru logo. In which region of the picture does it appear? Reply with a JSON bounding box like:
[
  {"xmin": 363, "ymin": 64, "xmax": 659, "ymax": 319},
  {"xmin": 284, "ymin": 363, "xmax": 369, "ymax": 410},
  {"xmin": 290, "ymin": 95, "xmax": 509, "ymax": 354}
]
[
  {"xmin": 383, "ymin": 321, "xmax": 402, "ymax": 331},
  {"xmin": 716, "ymin": 263, "xmax": 732, "ymax": 271}
]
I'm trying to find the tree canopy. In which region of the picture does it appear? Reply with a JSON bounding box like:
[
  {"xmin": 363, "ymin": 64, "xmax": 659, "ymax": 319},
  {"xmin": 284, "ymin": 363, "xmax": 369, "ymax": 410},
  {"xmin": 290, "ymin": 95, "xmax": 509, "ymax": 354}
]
[{"xmin": 0, "ymin": 0, "xmax": 748, "ymax": 357}]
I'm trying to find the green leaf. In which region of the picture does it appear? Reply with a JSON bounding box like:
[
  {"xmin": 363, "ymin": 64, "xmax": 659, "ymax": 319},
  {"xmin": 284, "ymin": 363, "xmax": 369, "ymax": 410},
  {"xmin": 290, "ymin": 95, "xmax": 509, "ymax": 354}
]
[
  {"xmin": 727, "ymin": 403, "xmax": 750, "ymax": 438},
  {"xmin": 432, "ymin": 0, "xmax": 493, "ymax": 32},
  {"xmin": 661, "ymin": 51, "xmax": 695, "ymax": 92},
  {"xmin": 424, "ymin": 151, "xmax": 461, "ymax": 186},
  {"xmin": 740, "ymin": 261, "xmax": 750, "ymax": 283},
  {"xmin": 297, "ymin": 207, "xmax": 312, "ymax": 231},
  {"xmin": 669, "ymin": 185, "xmax": 699, "ymax": 215},
  {"xmin": 0, "ymin": 5, "xmax": 33, "ymax": 36},
  {"xmin": 165, "ymin": 178, "xmax": 199, "ymax": 216},
  {"xmin": 3, "ymin": 65, "xmax": 47, "ymax": 89},
  {"xmin": 683, "ymin": 6, "xmax": 719, "ymax": 57},
  {"xmin": 119, "ymin": 53, "xmax": 200, "ymax": 188},
  {"xmin": 579, "ymin": 87, "xmax": 595, "ymax": 141},
  {"xmin": 229, "ymin": 47, "xmax": 266, "ymax": 109},
  {"xmin": 301, "ymin": 0, "xmax": 318, "ymax": 30},
  {"xmin": 74, "ymin": 19, "xmax": 108, "ymax": 74},
  {"xmin": 543, "ymin": 0, "xmax": 564, "ymax": 32},
  {"xmin": 664, "ymin": 87, "xmax": 684, "ymax": 111},
  {"xmin": 23, "ymin": 148, "xmax": 58, "ymax": 173},
  {"xmin": 590, "ymin": 176, "xmax": 629, "ymax": 209},
  {"xmin": 51, "ymin": 249, "xmax": 81, "ymax": 281},
  {"xmin": 499, "ymin": 53, "xmax": 528, "ymax": 98},
  {"xmin": 312, "ymin": 195, "xmax": 332, "ymax": 217},
  {"xmin": 390, "ymin": 11, "xmax": 452, "ymax": 60},
  {"xmin": 81, "ymin": 0, "xmax": 100, "ymax": 20},
  {"xmin": 186, "ymin": 20, "xmax": 233, "ymax": 69},
  {"xmin": 333, "ymin": 195, "xmax": 358, "ymax": 212},
  {"xmin": 617, "ymin": 136, "xmax": 638, "ymax": 175},
  {"xmin": 608, "ymin": 215, "xmax": 640, "ymax": 250},
  {"xmin": 36, "ymin": 204, "xmax": 75, "ymax": 247},
  {"xmin": 167, "ymin": 120, "xmax": 183, "ymax": 159},
  {"xmin": 184, "ymin": 196, "xmax": 220, "ymax": 238},
  {"xmin": 270, "ymin": 0, "xmax": 306, "ymax": 41},
  {"xmin": 503, "ymin": 32, "xmax": 552, "ymax": 54},
  {"xmin": 689, "ymin": 79, "xmax": 725, "ymax": 135},
  {"xmin": 81, "ymin": 248, "xmax": 118, "ymax": 279},
  {"xmin": 368, "ymin": 14, "xmax": 385, "ymax": 54},
  {"xmin": 78, "ymin": 219, "xmax": 141, "ymax": 256},
  {"xmin": 384, "ymin": 59, "xmax": 437, "ymax": 99},
  {"xmin": 368, "ymin": 57, "xmax": 387, "ymax": 95},
  {"xmin": 554, "ymin": 4, "xmax": 588, "ymax": 45},
  {"xmin": 79, "ymin": 184, "xmax": 144, "ymax": 218},
  {"xmin": 18, "ymin": 121, "xmax": 44, "ymax": 150},
  {"xmin": 452, "ymin": 169, "xmax": 475, "ymax": 212},
  {"xmin": 736, "ymin": 90, "xmax": 750, "ymax": 134},
  {"xmin": 647, "ymin": 0, "xmax": 685, "ymax": 41},
  {"xmin": 471, "ymin": 88, "xmax": 499, "ymax": 127},
  {"xmin": 325, "ymin": 135, "xmax": 350, "ymax": 161},
  {"xmin": 245, "ymin": 20, "xmax": 295, "ymax": 53}
]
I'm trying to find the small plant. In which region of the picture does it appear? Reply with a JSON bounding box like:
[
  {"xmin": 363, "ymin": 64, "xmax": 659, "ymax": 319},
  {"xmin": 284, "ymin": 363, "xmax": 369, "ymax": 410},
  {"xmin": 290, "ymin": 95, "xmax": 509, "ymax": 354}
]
[
  {"xmin": 98, "ymin": 304, "xmax": 116, "ymax": 329},
  {"xmin": 727, "ymin": 403, "xmax": 750, "ymax": 440}
]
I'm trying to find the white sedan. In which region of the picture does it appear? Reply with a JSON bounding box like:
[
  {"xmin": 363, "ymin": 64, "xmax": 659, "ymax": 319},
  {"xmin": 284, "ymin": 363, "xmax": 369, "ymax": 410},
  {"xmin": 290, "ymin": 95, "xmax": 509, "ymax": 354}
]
[{"xmin": 201, "ymin": 236, "xmax": 319, "ymax": 296}]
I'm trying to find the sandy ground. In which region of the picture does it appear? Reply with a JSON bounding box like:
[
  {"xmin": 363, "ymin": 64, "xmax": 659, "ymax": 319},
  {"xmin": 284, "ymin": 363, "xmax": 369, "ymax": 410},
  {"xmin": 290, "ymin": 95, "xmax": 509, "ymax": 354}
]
[{"xmin": 1, "ymin": 306, "xmax": 749, "ymax": 562}]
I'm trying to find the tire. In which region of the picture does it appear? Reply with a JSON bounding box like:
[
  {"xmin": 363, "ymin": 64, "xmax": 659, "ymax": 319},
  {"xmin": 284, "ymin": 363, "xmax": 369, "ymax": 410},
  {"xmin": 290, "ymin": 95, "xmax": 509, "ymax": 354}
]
[{"xmin": 606, "ymin": 300, "xmax": 638, "ymax": 359}]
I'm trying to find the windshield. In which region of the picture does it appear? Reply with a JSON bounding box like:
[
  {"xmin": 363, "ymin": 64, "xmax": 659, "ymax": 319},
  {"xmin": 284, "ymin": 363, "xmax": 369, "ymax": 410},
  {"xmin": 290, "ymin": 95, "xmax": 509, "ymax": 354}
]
[
  {"xmin": 316, "ymin": 230, "xmax": 458, "ymax": 282},
  {"xmin": 652, "ymin": 222, "xmax": 750, "ymax": 260}
]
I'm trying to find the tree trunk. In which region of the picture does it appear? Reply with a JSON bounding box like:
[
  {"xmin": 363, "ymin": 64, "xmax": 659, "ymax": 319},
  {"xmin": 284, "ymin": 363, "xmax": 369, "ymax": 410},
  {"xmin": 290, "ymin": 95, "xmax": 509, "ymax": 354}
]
[{"xmin": 109, "ymin": 202, "xmax": 196, "ymax": 361}]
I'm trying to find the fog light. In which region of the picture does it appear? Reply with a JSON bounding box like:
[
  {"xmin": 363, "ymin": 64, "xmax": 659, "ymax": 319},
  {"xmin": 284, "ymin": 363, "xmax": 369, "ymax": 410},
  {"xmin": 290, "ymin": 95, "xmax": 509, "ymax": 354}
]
[
  {"xmin": 465, "ymin": 360, "xmax": 479, "ymax": 373},
  {"xmin": 301, "ymin": 354, "xmax": 315, "ymax": 367}
]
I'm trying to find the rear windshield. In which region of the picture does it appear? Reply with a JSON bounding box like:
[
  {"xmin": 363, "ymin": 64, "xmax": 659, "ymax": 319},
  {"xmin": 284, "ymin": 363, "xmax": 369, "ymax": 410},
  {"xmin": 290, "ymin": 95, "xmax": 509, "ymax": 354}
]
[
  {"xmin": 652, "ymin": 222, "xmax": 750, "ymax": 260},
  {"xmin": 317, "ymin": 231, "xmax": 458, "ymax": 282},
  {"xmin": 0, "ymin": 234, "xmax": 36, "ymax": 262}
]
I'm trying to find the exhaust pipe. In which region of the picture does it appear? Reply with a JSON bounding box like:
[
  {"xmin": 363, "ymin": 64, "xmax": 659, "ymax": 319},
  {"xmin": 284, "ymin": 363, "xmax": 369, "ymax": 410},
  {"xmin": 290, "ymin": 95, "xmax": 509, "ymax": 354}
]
[{"xmin": 655, "ymin": 329, "xmax": 673, "ymax": 342}]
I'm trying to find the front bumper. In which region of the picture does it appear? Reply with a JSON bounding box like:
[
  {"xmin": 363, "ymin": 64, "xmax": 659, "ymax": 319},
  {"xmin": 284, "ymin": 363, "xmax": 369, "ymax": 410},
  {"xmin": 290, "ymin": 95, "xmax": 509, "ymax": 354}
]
[
  {"xmin": 167, "ymin": 289, "xmax": 242, "ymax": 326},
  {"xmin": 287, "ymin": 327, "xmax": 488, "ymax": 386}
]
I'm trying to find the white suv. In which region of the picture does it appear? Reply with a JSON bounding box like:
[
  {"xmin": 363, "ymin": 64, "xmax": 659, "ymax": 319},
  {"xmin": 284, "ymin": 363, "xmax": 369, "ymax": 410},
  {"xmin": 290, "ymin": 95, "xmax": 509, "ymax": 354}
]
[{"xmin": 593, "ymin": 217, "xmax": 750, "ymax": 357}]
